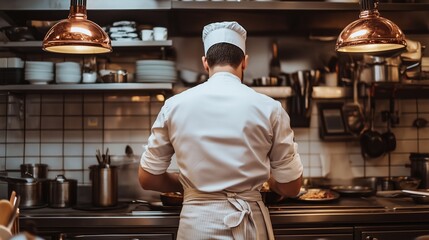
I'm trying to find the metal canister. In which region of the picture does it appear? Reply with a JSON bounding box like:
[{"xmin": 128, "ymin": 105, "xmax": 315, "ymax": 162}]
[
  {"xmin": 48, "ymin": 175, "xmax": 77, "ymax": 208},
  {"xmin": 89, "ymin": 165, "xmax": 118, "ymax": 207},
  {"xmin": 409, "ymin": 153, "xmax": 429, "ymax": 189}
]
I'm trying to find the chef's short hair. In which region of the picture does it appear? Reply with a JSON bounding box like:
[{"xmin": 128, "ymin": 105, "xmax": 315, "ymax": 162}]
[{"xmin": 206, "ymin": 43, "xmax": 245, "ymax": 69}]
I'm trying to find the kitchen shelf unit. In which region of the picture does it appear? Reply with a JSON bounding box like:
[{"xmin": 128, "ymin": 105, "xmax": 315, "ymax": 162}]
[
  {"xmin": 0, "ymin": 40, "xmax": 173, "ymax": 54},
  {"xmin": 0, "ymin": 83, "xmax": 173, "ymax": 93},
  {"xmin": 172, "ymin": 1, "xmax": 429, "ymax": 11}
]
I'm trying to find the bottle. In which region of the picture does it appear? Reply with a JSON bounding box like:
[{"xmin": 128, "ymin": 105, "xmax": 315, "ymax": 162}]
[{"xmin": 269, "ymin": 41, "xmax": 281, "ymax": 77}]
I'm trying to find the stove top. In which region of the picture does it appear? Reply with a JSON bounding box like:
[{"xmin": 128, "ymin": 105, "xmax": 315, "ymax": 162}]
[{"xmin": 268, "ymin": 197, "xmax": 387, "ymax": 214}]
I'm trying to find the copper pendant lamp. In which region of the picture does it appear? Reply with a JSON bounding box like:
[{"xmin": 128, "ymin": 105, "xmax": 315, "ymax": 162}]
[
  {"xmin": 336, "ymin": 0, "xmax": 406, "ymax": 55},
  {"xmin": 42, "ymin": 0, "xmax": 112, "ymax": 54}
]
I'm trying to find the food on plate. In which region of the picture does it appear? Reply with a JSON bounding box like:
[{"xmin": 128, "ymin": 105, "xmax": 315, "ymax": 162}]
[
  {"xmin": 298, "ymin": 189, "xmax": 335, "ymax": 200},
  {"xmin": 261, "ymin": 181, "xmax": 270, "ymax": 192}
]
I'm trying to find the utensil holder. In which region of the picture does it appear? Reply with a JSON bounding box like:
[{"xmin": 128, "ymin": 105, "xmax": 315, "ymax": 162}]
[{"xmin": 90, "ymin": 165, "xmax": 118, "ymax": 207}]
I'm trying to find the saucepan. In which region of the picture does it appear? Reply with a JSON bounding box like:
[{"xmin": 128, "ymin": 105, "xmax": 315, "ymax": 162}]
[{"xmin": 0, "ymin": 175, "xmax": 47, "ymax": 208}]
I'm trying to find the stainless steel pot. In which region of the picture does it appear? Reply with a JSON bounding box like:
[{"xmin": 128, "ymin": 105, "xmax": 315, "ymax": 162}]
[
  {"xmin": 7, "ymin": 181, "xmax": 46, "ymax": 208},
  {"xmin": 409, "ymin": 153, "xmax": 429, "ymax": 189},
  {"xmin": 90, "ymin": 165, "xmax": 118, "ymax": 207},
  {"xmin": 20, "ymin": 163, "xmax": 48, "ymax": 179},
  {"xmin": 369, "ymin": 56, "xmax": 420, "ymax": 82},
  {"xmin": 48, "ymin": 175, "xmax": 77, "ymax": 208}
]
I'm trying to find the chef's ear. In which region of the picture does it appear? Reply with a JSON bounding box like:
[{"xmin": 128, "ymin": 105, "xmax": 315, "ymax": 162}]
[
  {"xmin": 242, "ymin": 55, "xmax": 249, "ymax": 70},
  {"xmin": 202, "ymin": 56, "xmax": 209, "ymax": 73}
]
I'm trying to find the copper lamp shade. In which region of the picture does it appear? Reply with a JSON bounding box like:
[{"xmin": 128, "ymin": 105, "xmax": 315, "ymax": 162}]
[
  {"xmin": 42, "ymin": 0, "xmax": 112, "ymax": 54},
  {"xmin": 336, "ymin": 0, "xmax": 406, "ymax": 55}
]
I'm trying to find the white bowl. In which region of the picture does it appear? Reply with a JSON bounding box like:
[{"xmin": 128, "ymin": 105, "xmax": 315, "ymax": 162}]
[
  {"xmin": 82, "ymin": 72, "xmax": 97, "ymax": 83},
  {"xmin": 136, "ymin": 60, "xmax": 175, "ymax": 66},
  {"xmin": 56, "ymin": 73, "xmax": 81, "ymax": 84}
]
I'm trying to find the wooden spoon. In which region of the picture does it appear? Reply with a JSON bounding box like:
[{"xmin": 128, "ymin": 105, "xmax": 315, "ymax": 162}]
[
  {"xmin": 9, "ymin": 191, "xmax": 16, "ymax": 206},
  {"xmin": 0, "ymin": 199, "xmax": 13, "ymax": 226}
]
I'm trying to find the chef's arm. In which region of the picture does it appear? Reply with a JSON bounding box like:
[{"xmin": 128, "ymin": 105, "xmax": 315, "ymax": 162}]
[
  {"xmin": 268, "ymin": 174, "xmax": 302, "ymax": 198},
  {"xmin": 138, "ymin": 167, "xmax": 183, "ymax": 193}
]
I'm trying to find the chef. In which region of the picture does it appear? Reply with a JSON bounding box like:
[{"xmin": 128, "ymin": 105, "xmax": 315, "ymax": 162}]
[{"xmin": 139, "ymin": 21, "xmax": 303, "ymax": 240}]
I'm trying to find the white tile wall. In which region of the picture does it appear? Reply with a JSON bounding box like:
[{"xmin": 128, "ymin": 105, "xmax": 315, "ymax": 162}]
[{"xmin": 0, "ymin": 92, "xmax": 428, "ymax": 184}]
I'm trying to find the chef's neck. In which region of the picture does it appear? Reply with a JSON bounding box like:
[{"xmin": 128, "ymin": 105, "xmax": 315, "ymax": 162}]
[{"xmin": 208, "ymin": 64, "xmax": 244, "ymax": 81}]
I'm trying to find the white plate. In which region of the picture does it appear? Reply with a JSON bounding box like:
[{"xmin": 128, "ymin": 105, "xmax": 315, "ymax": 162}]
[
  {"xmin": 136, "ymin": 70, "xmax": 177, "ymax": 77},
  {"xmin": 136, "ymin": 65, "xmax": 176, "ymax": 71},
  {"xmin": 137, "ymin": 75, "xmax": 177, "ymax": 79},
  {"xmin": 26, "ymin": 80, "xmax": 51, "ymax": 84},
  {"xmin": 136, "ymin": 79, "xmax": 176, "ymax": 83},
  {"xmin": 136, "ymin": 60, "xmax": 175, "ymax": 66},
  {"xmin": 25, "ymin": 73, "xmax": 54, "ymax": 81},
  {"xmin": 56, "ymin": 61, "xmax": 81, "ymax": 68}
]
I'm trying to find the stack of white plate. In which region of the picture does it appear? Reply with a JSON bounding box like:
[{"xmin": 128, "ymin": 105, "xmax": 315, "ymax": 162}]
[
  {"xmin": 135, "ymin": 60, "xmax": 177, "ymax": 83},
  {"xmin": 56, "ymin": 62, "xmax": 81, "ymax": 84},
  {"xmin": 25, "ymin": 61, "xmax": 54, "ymax": 85}
]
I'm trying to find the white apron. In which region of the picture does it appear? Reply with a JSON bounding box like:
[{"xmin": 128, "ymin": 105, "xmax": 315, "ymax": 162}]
[{"xmin": 176, "ymin": 187, "xmax": 274, "ymax": 240}]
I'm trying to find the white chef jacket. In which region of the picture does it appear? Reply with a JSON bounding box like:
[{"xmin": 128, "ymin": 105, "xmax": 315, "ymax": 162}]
[{"xmin": 141, "ymin": 72, "xmax": 303, "ymax": 193}]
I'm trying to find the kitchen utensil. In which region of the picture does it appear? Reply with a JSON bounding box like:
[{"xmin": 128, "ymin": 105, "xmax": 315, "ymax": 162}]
[
  {"xmin": 7, "ymin": 181, "xmax": 46, "ymax": 208},
  {"xmin": 160, "ymin": 192, "xmax": 183, "ymax": 206},
  {"xmin": 7, "ymin": 195, "xmax": 19, "ymax": 232},
  {"xmin": 1, "ymin": 26, "xmax": 35, "ymax": 41},
  {"xmin": 90, "ymin": 165, "xmax": 118, "ymax": 207},
  {"xmin": 382, "ymin": 118, "xmax": 396, "ymax": 153},
  {"xmin": 360, "ymin": 95, "xmax": 385, "ymax": 159},
  {"xmin": 391, "ymin": 176, "xmax": 421, "ymax": 190},
  {"xmin": 0, "ymin": 199, "xmax": 13, "ymax": 226},
  {"xmin": 20, "ymin": 163, "xmax": 48, "ymax": 179},
  {"xmin": 9, "ymin": 191, "xmax": 16, "ymax": 206},
  {"xmin": 409, "ymin": 153, "xmax": 429, "ymax": 189},
  {"xmin": 0, "ymin": 175, "xmax": 38, "ymax": 183},
  {"xmin": 48, "ymin": 175, "xmax": 77, "ymax": 208},
  {"xmin": 379, "ymin": 177, "xmax": 395, "ymax": 191},
  {"xmin": 260, "ymin": 190, "xmax": 283, "ymax": 204},
  {"xmin": 330, "ymin": 185, "xmax": 375, "ymax": 197},
  {"xmin": 413, "ymin": 118, "xmax": 428, "ymax": 128},
  {"xmin": 342, "ymin": 63, "xmax": 365, "ymax": 136},
  {"xmin": 131, "ymin": 200, "xmax": 181, "ymax": 211},
  {"xmin": 402, "ymin": 189, "xmax": 429, "ymax": 197}
]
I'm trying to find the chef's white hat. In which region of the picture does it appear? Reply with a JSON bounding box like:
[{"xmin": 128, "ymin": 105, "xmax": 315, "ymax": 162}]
[{"xmin": 202, "ymin": 21, "xmax": 247, "ymax": 55}]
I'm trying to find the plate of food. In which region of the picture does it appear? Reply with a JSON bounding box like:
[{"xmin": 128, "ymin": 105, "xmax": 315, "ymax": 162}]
[{"xmin": 295, "ymin": 188, "xmax": 340, "ymax": 202}]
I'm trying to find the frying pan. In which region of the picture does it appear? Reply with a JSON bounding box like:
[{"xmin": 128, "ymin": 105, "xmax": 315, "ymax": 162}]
[
  {"xmin": 131, "ymin": 199, "xmax": 181, "ymax": 211},
  {"xmin": 360, "ymin": 95, "xmax": 385, "ymax": 159},
  {"xmin": 330, "ymin": 185, "xmax": 376, "ymax": 197}
]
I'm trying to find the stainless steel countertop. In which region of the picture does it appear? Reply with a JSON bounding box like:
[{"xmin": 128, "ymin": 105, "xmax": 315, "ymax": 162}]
[{"xmin": 19, "ymin": 196, "xmax": 429, "ymax": 229}]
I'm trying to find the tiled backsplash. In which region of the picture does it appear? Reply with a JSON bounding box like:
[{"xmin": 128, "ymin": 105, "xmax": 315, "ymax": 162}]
[
  {"xmin": 0, "ymin": 91, "xmax": 426, "ymax": 185},
  {"xmin": 0, "ymin": 93, "xmax": 162, "ymax": 184}
]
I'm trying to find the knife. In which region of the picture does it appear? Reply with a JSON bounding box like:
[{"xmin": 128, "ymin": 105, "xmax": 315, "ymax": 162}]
[{"xmin": 402, "ymin": 190, "xmax": 429, "ymax": 197}]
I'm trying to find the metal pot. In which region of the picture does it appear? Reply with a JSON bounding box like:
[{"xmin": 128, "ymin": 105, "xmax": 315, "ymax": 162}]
[
  {"xmin": 369, "ymin": 56, "xmax": 420, "ymax": 82},
  {"xmin": 48, "ymin": 175, "xmax": 77, "ymax": 208},
  {"xmin": 409, "ymin": 153, "xmax": 429, "ymax": 189},
  {"xmin": 20, "ymin": 163, "xmax": 48, "ymax": 179},
  {"xmin": 90, "ymin": 165, "xmax": 118, "ymax": 207},
  {"xmin": 7, "ymin": 181, "xmax": 46, "ymax": 208}
]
